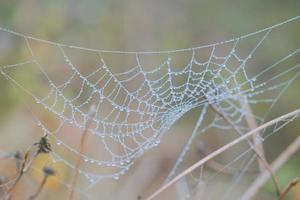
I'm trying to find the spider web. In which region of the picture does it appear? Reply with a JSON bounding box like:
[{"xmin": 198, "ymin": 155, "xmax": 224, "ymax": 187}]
[{"xmin": 0, "ymin": 15, "xmax": 299, "ymax": 198}]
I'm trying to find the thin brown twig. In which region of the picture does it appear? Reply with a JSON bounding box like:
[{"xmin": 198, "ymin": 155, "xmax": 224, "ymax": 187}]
[
  {"xmin": 6, "ymin": 146, "xmax": 37, "ymax": 197},
  {"xmin": 28, "ymin": 175, "xmax": 48, "ymax": 200},
  {"xmin": 5, "ymin": 136, "xmax": 51, "ymax": 199},
  {"xmin": 69, "ymin": 105, "xmax": 96, "ymax": 200},
  {"xmin": 197, "ymin": 143, "xmax": 258, "ymax": 175},
  {"xmin": 277, "ymin": 176, "xmax": 300, "ymax": 200},
  {"xmin": 145, "ymin": 108, "xmax": 300, "ymax": 200},
  {"xmin": 241, "ymin": 135, "xmax": 300, "ymax": 200},
  {"xmin": 68, "ymin": 123, "xmax": 90, "ymax": 200},
  {"xmin": 29, "ymin": 166, "xmax": 55, "ymax": 200},
  {"xmin": 209, "ymin": 103, "xmax": 281, "ymax": 195},
  {"xmin": 239, "ymin": 97, "xmax": 266, "ymax": 172}
]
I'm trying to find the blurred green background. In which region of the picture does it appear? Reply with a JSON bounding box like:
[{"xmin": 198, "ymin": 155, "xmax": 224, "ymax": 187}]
[{"xmin": 0, "ymin": 0, "xmax": 299, "ymax": 200}]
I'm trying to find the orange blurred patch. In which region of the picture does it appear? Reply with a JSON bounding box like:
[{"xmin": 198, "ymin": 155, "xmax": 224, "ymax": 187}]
[{"xmin": 30, "ymin": 153, "xmax": 68, "ymax": 190}]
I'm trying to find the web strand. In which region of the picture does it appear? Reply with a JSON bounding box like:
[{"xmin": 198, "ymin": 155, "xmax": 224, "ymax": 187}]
[{"xmin": 0, "ymin": 15, "xmax": 299, "ymax": 195}]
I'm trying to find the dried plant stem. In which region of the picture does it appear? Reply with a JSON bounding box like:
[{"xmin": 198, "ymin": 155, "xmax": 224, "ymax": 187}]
[
  {"xmin": 277, "ymin": 176, "xmax": 300, "ymax": 200},
  {"xmin": 145, "ymin": 108, "xmax": 300, "ymax": 200},
  {"xmin": 241, "ymin": 135, "xmax": 300, "ymax": 200},
  {"xmin": 197, "ymin": 144, "xmax": 258, "ymax": 174},
  {"xmin": 239, "ymin": 97, "xmax": 266, "ymax": 172},
  {"xmin": 6, "ymin": 146, "xmax": 38, "ymax": 198},
  {"xmin": 68, "ymin": 114, "xmax": 94, "ymax": 200},
  {"xmin": 7, "ymin": 151, "xmax": 30, "ymax": 193},
  {"xmin": 209, "ymin": 104, "xmax": 281, "ymax": 195},
  {"xmin": 5, "ymin": 136, "xmax": 51, "ymax": 199},
  {"xmin": 29, "ymin": 174, "xmax": 49, "ymax": 200}
]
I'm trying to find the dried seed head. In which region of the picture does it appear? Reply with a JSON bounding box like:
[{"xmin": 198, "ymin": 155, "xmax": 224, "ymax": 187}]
[
  {"xmin": 36, "ymin": 136, "xmax": 52, "ymax": 154},
  {"xmin": 43, "ymin": 166, "xmax": 55, "ymax": 176}
]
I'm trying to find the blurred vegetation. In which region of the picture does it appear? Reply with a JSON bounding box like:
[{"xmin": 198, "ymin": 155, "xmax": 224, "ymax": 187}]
[{"xmin": 0, "ymin": 0, "xmax": 299, "ymax": 199}]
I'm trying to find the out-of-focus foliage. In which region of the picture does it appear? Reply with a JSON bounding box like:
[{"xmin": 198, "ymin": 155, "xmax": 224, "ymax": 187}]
[{"xmin": 0, "ymin": 1, "xmax": 299, "ymax": 199}]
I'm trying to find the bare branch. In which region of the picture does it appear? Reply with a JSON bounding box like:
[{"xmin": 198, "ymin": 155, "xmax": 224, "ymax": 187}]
[
  {"xmin": 29, "ymin": 166, "xmax": 55, "ymax": 200},
  {"xmin": 277, "ymin": 177, "xmax": 300, "ymax": 200},
  {"xmin": 209, "ymin": 103, "xmax": 281, "ymax": 195},
  {"xmin": 239, "ymin": 96, "xmax": 266, "ymax": 172},
  {"xmin": 145, "ymin": 109, "xmax": 300, "ymax": 200},
  {"xmin": 69, "ymin": 105, "xmax": 96, "ymax": 200},
  {"xmin": 241, "ymin": 135, "xmax": 300, "ymax": 200}
]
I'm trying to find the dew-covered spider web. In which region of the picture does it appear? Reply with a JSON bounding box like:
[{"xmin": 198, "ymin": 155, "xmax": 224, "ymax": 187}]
[{"xmin": 0, "ymin": 15, "xmax": 300, "ymax": 199}]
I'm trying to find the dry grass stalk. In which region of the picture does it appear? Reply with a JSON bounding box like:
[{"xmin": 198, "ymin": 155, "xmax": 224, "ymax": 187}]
[
  {"xmin": 239, "ymin": 97, "xmax": 266, "ymax": 172},
  {"xmin": 241, "ymin": 135, "xmax": 300, "ymax": 200},
  {"xmin": 277, "ymin": 176, "xmax": 300, "ymax": 200},
  {"xmin": 68, "ymin": 105, "xmax": 96, "ymax": 200},
  {"xmin": 6, "ymin": 149, "xmax": 33, "ymax": 196},
  {"xmin": 6, "ymin": 135, "xmax": 51, "ymax": 199},
  {"xmin": 209, "ymin": 103, "xmax": 281, "ymax": 195},
  {"xmin": 197, "ymin": 143, "xmax": 257, "ymax": 175},
  {"xmin": 68, "ymin": 121, "xmax": 91, "ymax": 200},
  {"xmin": 145, "ymin": 108, "xmax": 300, "ymax": 200},
  {"xmin": 29, "ymin": 166, "xmax": 55, "ymax": 200}
]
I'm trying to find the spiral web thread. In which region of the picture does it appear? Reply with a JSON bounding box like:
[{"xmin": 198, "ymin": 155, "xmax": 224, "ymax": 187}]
[{"xmin": 0, "ymin": 16, "xmax": 299, "ymax": 198}]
